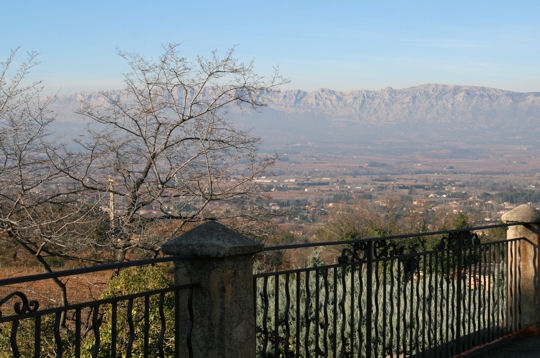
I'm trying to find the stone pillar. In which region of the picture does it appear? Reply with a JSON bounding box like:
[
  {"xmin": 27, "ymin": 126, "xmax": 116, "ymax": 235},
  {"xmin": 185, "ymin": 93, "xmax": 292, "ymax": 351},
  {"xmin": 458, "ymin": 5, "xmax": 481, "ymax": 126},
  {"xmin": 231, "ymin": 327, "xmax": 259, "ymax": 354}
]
[
  {"xmin": 502, "ymin": 204, "xmax": 540, "ymax": 330},
  {"xmin": 161, "ymin": 221, "xmax": 263, "ymax": 358}
]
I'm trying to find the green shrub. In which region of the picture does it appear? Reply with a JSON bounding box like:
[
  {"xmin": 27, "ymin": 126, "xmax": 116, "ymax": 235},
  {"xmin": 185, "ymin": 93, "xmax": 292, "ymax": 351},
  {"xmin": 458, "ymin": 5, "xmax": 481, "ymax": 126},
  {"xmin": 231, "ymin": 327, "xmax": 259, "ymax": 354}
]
[
  {"xmin": 83, "ymin": 265, "xmax": 175, "ymax": 357},
  {"xmin": 255, "ymin": 257, "xmax": 508, "ymax": 357}
]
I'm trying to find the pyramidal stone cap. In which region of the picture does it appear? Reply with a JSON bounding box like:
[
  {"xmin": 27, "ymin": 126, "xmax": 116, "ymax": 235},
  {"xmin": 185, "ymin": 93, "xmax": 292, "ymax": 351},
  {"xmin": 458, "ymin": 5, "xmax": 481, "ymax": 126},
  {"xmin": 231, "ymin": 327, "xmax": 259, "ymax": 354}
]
[
  {"xmin": 161, "ymin": 220, "xmax": 264, "ymax": 258},
  {"xmin": 502, "ymin": 204, "xmax": 540, "ymax": 224}
]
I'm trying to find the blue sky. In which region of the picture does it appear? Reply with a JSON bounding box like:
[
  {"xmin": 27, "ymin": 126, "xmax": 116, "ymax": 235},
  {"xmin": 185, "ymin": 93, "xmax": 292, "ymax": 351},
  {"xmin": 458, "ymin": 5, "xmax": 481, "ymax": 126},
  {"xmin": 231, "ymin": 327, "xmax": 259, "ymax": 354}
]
[{"xmin": 2, "ymin": 1, "xmax": 539, "ymax": 94}]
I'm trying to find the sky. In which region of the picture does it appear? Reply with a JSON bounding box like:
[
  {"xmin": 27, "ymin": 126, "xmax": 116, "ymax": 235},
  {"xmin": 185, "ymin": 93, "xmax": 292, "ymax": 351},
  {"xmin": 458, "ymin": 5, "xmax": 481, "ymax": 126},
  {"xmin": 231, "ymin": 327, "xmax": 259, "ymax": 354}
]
[{"xmin": 2, "ymin": 1, "xmax": 540, "ymax": 95}]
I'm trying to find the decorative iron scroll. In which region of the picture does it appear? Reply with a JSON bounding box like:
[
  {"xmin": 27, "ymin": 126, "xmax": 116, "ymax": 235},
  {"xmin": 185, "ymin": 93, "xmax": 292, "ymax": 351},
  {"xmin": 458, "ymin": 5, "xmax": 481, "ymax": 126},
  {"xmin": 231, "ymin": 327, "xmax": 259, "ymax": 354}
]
[
  {"xmin": 338, "ymin": 239, "xmax": 405, "ymax": 265},
  {"xmin": 437, "ymin": 230, "xmax": 483, "ymax": 276},
  {"xmin": 338, "ymin": 241, "xmax": 368, "ymax": 265},
  {"xmin": 436, "ymin": 230, "xmax": 481, "ymax": 251},
  {"xmin": 0, "ymin": 291, "xmax": 39, "ymax": 319},
  {"xmin": 337, "ymin": 231, "xmax": 481, "ymax": 281}
]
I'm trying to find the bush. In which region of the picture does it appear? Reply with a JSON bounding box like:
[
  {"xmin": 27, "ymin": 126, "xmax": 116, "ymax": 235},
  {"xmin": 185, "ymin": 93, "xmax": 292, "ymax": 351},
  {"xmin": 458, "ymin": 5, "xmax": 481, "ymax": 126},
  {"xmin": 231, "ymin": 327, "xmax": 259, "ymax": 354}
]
[{"xmin": 83, "ymin": 265, "xmax": 175, "ymax": 357}]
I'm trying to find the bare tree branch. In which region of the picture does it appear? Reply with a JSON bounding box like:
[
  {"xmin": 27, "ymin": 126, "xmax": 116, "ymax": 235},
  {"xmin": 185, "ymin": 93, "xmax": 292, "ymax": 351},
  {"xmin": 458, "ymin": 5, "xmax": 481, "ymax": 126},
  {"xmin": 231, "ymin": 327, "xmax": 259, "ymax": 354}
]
[{"xmin": 61, "ymin": 44, "xmax": 286, "ymax": 255}]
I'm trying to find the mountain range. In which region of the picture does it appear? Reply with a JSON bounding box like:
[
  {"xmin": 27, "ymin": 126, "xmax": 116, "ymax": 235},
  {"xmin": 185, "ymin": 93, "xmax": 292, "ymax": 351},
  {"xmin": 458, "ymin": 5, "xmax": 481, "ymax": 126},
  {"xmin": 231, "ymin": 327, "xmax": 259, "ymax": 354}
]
[{"xmin": 50, "ymin": 84, "xmax": 540, "ymax": 158}]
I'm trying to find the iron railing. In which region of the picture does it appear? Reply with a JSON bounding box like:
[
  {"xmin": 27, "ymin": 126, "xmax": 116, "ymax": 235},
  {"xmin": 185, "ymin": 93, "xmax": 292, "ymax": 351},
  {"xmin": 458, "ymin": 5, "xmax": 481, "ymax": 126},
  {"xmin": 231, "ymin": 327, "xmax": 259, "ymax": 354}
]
[
  {"xmin": 0, "ymin": 257, "xmax": 194, "ymax": 358},
  {"xmin": 254, "ymin": 224, "xmax": 523, "ymax": 357}
]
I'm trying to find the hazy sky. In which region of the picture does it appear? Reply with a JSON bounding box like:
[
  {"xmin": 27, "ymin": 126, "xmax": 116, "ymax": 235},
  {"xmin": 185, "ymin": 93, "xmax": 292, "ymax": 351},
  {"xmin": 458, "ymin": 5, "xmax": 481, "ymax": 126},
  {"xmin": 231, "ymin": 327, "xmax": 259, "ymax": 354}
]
[{"xmin": 2, "ymin": 1, "xmax": 539, "ymax": 94}]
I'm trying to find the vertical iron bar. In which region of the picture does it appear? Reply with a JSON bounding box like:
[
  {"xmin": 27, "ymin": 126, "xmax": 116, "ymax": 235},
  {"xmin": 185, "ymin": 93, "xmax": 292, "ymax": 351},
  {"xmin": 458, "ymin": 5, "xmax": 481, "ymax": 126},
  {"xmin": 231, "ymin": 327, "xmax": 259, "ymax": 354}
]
[
  {"xmin": 75, "ymin": 308, "xmax": 81, "ymax": 358},
  {"xmin": 381, "ymin": 255, "xmax": 388, "ymax": 357},
  {"xmin": 396, "ymin": 253, "xmax": 402, "ymax": 357},
  {"xmin": 262, "ymin": 276, "xmax": 269, "ymax": 354},
  {"xmin": 10, "ymin": 319, "xmax": 20, "ymax": 358},
  {"xmin": 340, "ymin": 263, "xmax": 347, "ymax": 357},
  {"xmin": 403, "ymin": 258, "xmax": 409, "ymax": 356},
  {"xmin": 373, "ymin": 253, "xmax": 386, "ymax": 356},
  {"xmin": 494, "ymin": 241, "xmax": 498, "ymax": 334},
  {"xmin": 475, "ymin": 250, "xmax": 482, "ymax": 347},
  {"xmin": 187, "ymin": 286, "xmax": 194, "ymax": 358},
  {"xmin": 501, "ymin": 242, "xmax": 508, "ymax": 335},
  {"xmin": 421, "ymin": 252, "xmax": 427, "ymax": 354},
  {"xmin": 261, "ymin": 276, "xmax": 269, "ymax": 355},
  {"xmin": 91, "ymin": 305, "xmax": 101, "ymax": 358},
  {"xmin": 126, "ymin": 298, "xmax": 134, "ymax": 358},
  {"xmin": 111, "ymin": 301, "xmax": 118, "ymax": 358},
  {"xmin": 332, "ymin": 267, "xmax": 338, "ymax": 357},
  {"xmin": 455, "ymin": 235, "xmax": 463, "ymax": 356},
  {"xmin": 34, "ymin": 315, "xmax": 41, "ymax": 358},
  {"xmin": 502, "ymin": 242, "xmax": 511, "ymax": 333},
  {"xmin": 175, "ymin": 286, "xmax": 180, "ymax": 358},
  {"xmin": 442, "ymin": 241, "xmax": 449, "ymax": 357},
  {"xmin": 364, "ymin": 241, "xmax": 374, "ymax": 357},
  {"xmin": 315, "ymin": 268, "xmax": 320, "ymax": 355},
  {"xmin": 158, "ymin": 292, "xmax": 166, "ymax": 358},
  {"xmin": 488, "ymin": 244, "xmax": 494, "ymax": 341},
  {"xmin": 296, "ymin": 271, "xmax": 301, "ymax": 357},
  {"xmin": 54, "ymin": 311, "xmax": 63, "ymax": 357},
  {"xmin": 408, "ymin": 254, "xmax": 414, "ymax": 356},
  {"xmin": 515, "ymin": 240, "xmax": 525, "ymax": 329},
  {"xmin": 427, "ymin": 250, "xmax": 434, "ymax": 353},
  {"xmin": 463, "ymin": 252, "xmax": 470, "ymax": 353},
  {"xmin": 497, "ymin": 242, "xmax": 503, "ymax": 336},
  {"xmin": 503, "ymin": 241, "xmax": 510, "ymax": 334},
  {"xmin": 414, "ymin": 253, "xmax": 420, "ymax": 355},
  {"xmin": 304, "ymin": 270, "xmax": 311, "ymax": 355},
  {"xmin": 284, "ymin": 273, "xmax": 291, "ymax": 357},
  {"xmin": 486, "ymin": 245, "xmax": 492, "ymax": 340},
  {"xmin": 496, "ymin": 242, "xmax": 502, "ymax": 336},
  {"xmin": 496, "ymin": 242, "xmax": 502, "ymax": 337},
  {"xmin": 323, "ymin": 267, "xmax": 329, "ymax": 355},
  {"xmin": 274, "ymin": 274, "xmax": 280, "ymax": 357},
  {"xmin": 446, "ymin": 243, "xmax": 453, "ymax": 356},
  {"xmin": 389, "ymin": 256, "xmax": 396, "ymax": 356},
  {"xmin": 356, "ymin": 260, "xmax": 362, "ymax": 356},
  {"xmin": 350, "ymin": 261, "xmax": 355, "ymax": 356},
  {"xmin": 143, "ymin": 295, "xmax": 150, "ymax": 357}
]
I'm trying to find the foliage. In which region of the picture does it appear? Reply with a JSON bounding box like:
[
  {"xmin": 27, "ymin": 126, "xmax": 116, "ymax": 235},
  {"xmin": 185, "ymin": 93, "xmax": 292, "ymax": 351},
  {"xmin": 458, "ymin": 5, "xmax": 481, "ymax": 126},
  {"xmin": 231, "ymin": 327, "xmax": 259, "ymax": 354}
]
[
  {"xmin": 255, "ymin": 241, "xmax": 508, "ymax": 357},
  {"xmin": 83, "ymin": 265, "xmax": 175, "ymax": 357},
  {"xmin": 0, "ymin": 264, "xmax": 176, "ymax": 357},
  {"xmin": 454, "ymin": 212, "xmax": 470, "ymax": 229}
]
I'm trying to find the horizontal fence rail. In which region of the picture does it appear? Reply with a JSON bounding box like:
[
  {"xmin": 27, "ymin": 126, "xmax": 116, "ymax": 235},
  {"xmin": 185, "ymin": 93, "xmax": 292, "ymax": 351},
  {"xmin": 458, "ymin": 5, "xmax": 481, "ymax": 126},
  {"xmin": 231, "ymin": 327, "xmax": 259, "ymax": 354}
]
[
  {"xmin": 254, "ymin": 224, "xmax": 525, "ymax": 357},
  {"xmin": 0, "ymin": 257, "xmax": 195, "ymax": 358}
]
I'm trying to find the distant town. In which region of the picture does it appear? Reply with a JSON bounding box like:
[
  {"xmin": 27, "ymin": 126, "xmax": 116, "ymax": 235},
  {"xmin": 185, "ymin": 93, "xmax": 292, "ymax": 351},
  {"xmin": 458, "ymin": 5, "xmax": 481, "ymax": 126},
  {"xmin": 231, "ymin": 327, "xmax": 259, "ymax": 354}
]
[{"xmin": 241, "ymin": 147, "xmax": 540, "ymax": 239}]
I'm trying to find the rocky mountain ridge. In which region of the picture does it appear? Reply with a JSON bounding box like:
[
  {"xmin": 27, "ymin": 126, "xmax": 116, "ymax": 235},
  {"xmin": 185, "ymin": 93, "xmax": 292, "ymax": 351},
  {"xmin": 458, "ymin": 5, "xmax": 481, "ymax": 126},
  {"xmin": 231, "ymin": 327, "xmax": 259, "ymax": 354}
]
[
  {"xmin": 266, "ymin": 84, "xmax": 540, "ymax": 123},
  {"xmin": 50, "ymin": 84, "xmax": 540, "ymax": 156}
]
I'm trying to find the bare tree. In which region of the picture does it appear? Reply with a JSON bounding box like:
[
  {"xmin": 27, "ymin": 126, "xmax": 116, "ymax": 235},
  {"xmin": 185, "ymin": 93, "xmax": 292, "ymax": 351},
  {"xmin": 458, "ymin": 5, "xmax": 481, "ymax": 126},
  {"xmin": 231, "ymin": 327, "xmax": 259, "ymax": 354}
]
[
  {"xmin": 0, "ymin": 49, "xmax": 109, "ymax": 316},
  {"xmin": 61, "ymin": 44, "xmax": 285, "ymax": 257},
  {"xmin": 0, "ymin": 48, "xmax": 107, "ymax": 257}
]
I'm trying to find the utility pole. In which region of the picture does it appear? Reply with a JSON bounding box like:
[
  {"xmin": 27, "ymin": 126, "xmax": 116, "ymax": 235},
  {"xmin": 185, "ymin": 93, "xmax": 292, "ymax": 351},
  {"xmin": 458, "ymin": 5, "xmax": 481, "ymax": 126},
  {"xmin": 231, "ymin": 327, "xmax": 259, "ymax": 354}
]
[{"xmin": 108, "ymin": 178, "xmax": 115, "ymax": 230}]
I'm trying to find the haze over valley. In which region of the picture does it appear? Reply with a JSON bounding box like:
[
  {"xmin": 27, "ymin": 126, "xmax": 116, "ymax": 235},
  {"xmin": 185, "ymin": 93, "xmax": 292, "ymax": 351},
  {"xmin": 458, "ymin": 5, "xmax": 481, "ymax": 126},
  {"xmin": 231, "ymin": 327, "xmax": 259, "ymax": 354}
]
[{"xmin": 52, "ymin": 83, "xmax": 540, "ymax": 172}]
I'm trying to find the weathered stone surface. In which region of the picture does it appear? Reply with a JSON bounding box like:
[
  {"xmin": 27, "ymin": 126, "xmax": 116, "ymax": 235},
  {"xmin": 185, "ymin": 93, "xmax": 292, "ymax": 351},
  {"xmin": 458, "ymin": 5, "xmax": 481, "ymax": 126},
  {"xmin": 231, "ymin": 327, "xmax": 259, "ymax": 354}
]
[
  {"xmin": 503, "ymin": 205, "xmax": 540, "ymax": 330},
  {"xmin": 161, "ymin": 221, "xmax": 262, "ymax": 357},
  {"xmin": 161, "ymin": 220, "xmax": 263, "ymax": 257},
  {"xmin": 502, "ymin": 204, "xmax": 540, "ymax": 224}
]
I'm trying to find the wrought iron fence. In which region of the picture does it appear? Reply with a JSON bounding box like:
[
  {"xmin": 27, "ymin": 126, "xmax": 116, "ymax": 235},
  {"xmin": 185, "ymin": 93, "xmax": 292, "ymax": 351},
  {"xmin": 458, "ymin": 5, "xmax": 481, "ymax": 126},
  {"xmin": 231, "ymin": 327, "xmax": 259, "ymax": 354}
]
[
  {"xmin": 254, "ymin": 224, "xmax": 522, "ymax": 357},
  {"xmin": 0, "ymin": 257, "xmax": 194, "ymax": 358}
]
